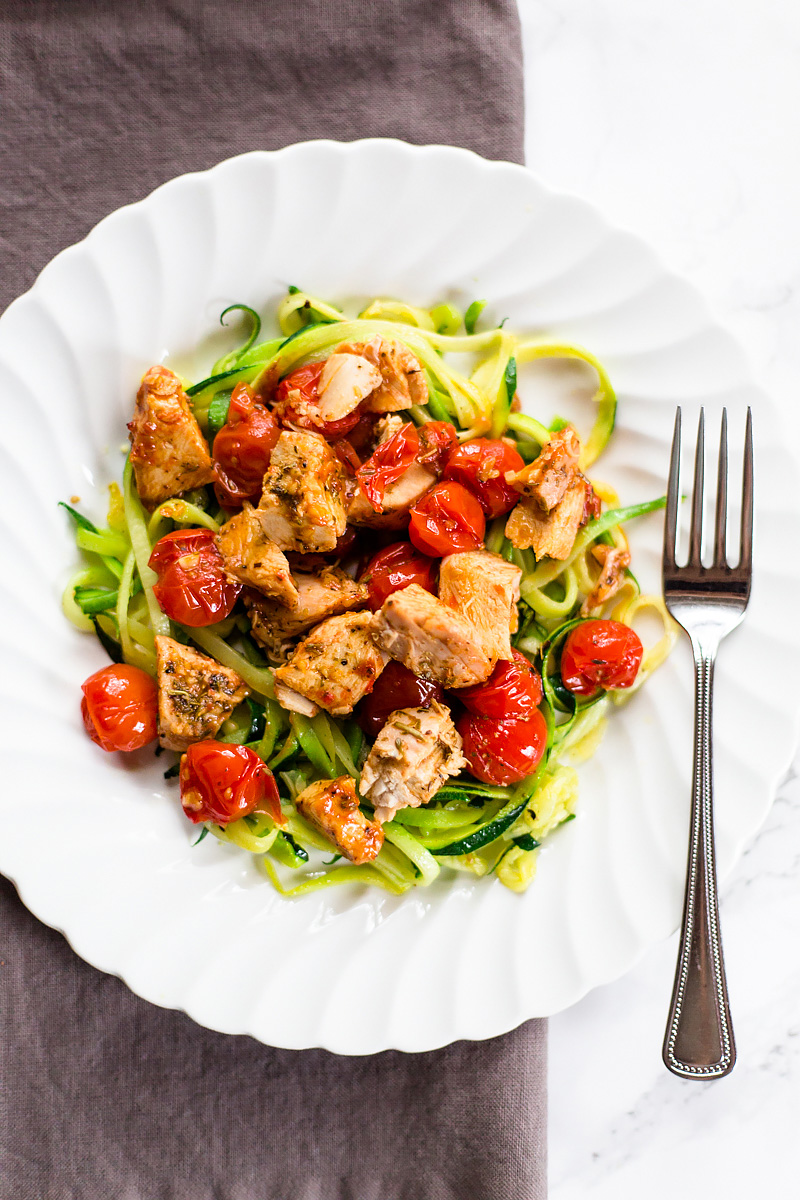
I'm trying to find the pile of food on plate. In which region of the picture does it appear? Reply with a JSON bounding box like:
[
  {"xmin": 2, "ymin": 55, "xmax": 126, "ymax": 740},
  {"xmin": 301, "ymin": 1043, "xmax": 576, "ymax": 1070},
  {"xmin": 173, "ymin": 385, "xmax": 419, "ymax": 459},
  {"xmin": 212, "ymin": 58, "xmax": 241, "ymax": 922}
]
[{"xmin": 63, "ymin": 290, "xmax": 675, "ymax": 896}]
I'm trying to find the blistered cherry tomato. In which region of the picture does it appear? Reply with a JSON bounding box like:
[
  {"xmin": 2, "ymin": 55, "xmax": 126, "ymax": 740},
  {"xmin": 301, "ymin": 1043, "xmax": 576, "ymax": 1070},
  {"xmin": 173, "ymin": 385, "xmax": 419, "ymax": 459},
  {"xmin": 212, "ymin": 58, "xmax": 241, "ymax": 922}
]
[
  {"xmin": 457, "ymin": 710, "xmax": 548, "ymax": 786},
  {"xmin": 81, "ymin": 664, "xmax": 158, "ymax": 752},
  {"xmin": 276, "ymin": 362, "xmax": 362, "ymax": 438},
  {"xmin": 560, "ymin": 619, "xmax": 643, "ymax": 698},
  {"xmin": 180, "ymin": 741, "xmax": 284, "ymax": 826},
  {"xmin": 356, "ymin": 422, "xmax": 420, "ymax": 511},
  {"xmin": 408, "ymin": 481, "xmax": 485, "ymax": 557},
  {"xmin": 442, "ymin": 438, "xmax": 525, "ymax": 518},
  {"xmin": 456, "ymin": 650, "xmax": 543, "ymax": 719},
  {"xmin": 358, "ymin": 661, "xmax": 444, "ymax": 738},
  {"xmin": 149, "ymin": 529, "xmax": 241, "ymax": 627},
  {"xmin": 416, "ymin": 421, "xmax": 459, "ymax": 473},
  {"xmin": 360, "ymin": 541, "xmax": 437, "ymax": 611},
  {"xmin": 212, "ymin": 383, "xmax": 280, "ymax": 507}
]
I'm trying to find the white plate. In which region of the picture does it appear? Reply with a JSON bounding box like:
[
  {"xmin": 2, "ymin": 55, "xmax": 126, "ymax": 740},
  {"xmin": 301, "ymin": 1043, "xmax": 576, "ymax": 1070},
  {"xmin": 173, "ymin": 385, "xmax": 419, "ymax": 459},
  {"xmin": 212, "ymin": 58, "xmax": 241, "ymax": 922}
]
[{"xmin": 1, "ymin": 140, "xmax": 798, "ymax": 1055}]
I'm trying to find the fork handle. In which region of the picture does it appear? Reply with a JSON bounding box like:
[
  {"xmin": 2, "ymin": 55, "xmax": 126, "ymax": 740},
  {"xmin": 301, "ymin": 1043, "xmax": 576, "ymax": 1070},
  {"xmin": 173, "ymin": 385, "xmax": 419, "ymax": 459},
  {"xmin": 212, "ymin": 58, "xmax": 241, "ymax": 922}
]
[{"xmin": 662, "ymin": 641, "xmax": 736, "ymax": 1079}]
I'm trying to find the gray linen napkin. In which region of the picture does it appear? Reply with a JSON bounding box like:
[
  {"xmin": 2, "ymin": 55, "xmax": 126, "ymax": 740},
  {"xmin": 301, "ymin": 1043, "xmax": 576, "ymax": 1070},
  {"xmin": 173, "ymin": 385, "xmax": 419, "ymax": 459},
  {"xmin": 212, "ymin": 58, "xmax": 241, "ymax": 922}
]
[{"xmin": 0, "ymin": 3, "xmax": 547, "ymax": 1198}]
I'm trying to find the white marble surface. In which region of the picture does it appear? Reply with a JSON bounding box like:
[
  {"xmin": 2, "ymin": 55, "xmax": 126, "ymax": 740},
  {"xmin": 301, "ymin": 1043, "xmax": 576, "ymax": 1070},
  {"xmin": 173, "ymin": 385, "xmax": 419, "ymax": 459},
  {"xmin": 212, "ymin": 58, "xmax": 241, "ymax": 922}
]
[{"xmin": 516, "ymin": 0, "xmax": 800, "ymax": 1193}]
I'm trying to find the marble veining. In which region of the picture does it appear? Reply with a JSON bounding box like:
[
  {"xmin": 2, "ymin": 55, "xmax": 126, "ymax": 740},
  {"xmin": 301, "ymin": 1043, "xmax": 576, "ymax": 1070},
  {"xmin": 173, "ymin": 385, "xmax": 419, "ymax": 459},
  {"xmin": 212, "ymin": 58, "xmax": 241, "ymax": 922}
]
[{"xmin": 516, "ymin": 0, "xmax": 800, "ymax": 1192}]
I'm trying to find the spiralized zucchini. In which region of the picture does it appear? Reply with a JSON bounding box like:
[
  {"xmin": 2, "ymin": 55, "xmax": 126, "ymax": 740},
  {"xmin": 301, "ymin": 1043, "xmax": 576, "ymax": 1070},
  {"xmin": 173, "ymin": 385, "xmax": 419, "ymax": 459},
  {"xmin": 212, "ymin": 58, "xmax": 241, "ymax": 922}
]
[{"xmin": 61, "ymin": 287, "xmax": 673, "ymax": 898}]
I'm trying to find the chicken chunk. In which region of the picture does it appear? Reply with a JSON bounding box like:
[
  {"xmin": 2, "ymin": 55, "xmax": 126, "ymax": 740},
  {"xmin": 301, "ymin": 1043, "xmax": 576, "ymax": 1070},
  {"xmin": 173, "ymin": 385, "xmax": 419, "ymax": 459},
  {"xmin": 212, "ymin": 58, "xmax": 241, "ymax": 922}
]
[
  {"xmin": 360, "ymin": 701, "xmax": 466, "ymax": 824},
  {"xmin": 274, "ymin": 612, "xmax": 387, "ymax": 716},
  {"xmin": 246, "ymin": 568, "xmax": 369, "ymax": 660},
  {"xmin": 257, "ymin": 431, "xmax": 346, "ymax": 552},
  {"xmin": 438, "ymin": 550, "xmax": 522, "ymax": 665},
  {"xmin": 155, "ymin": 635, "xmax": 249, "ymax": 751},
  {"xmin": 372, "ymin": 584, "xmax": 493, "ymax": 688},
  {"xmin": 295, "ymin": 777, "xmax": 384, "ymax": 864},
  {"xmin": 128, "ymin": 366, "xmax": 214, "ymax": 509},
  {"xmin": 580, "ymin": 543, "xmax": 631, "ymax": 615},
  {"xmin": 338, "ymin": 336, "xmax": 428, "ymax": 412},
  {"xmin": 215, "ymin": 504, "xmax": 297, "ymax": 605},
  {"xmin": 505, "ymin": 476, "xmax": 587, "ymax": 560},
  {"xmin": 505, "ymin": 425, "xmax": 581, "ymax": 514},
  {"xmin": 316, "ymin": 353, "xmax": 381, "ymax": 422}
]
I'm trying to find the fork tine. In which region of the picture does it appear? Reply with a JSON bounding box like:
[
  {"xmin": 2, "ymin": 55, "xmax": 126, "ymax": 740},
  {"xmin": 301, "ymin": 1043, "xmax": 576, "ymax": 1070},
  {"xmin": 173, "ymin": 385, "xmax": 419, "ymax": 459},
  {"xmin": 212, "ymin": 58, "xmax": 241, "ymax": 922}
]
[
  {"xmin": 713, "ymin": 409, "xmax": 728, "ymax": 566},
  {"xmin": 688, "ymin": 409, "xmax": 705, "ymax": 565},
  {"xmin": 663, "ymin": 407, "xmax": 681, "ymax": 571},
  {"xmin": 739, "ymin": 407, "xmax": 753, "ymax": 571}
]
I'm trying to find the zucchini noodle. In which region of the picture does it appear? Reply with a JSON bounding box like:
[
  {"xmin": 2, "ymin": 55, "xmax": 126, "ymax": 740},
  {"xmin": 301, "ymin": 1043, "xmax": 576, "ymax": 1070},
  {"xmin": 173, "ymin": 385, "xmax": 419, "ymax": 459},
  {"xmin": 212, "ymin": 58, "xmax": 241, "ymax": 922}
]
[
  {"xmin": 188, "ymin": 627, "xmax": 276, "ymax": 700},
  {"xmin": 122, "ymin": 457, "xmax": 169, "ymax": 638},
  {"xmin": 60, "ymin": 286, "xmax": 674, "ymax": 900}
]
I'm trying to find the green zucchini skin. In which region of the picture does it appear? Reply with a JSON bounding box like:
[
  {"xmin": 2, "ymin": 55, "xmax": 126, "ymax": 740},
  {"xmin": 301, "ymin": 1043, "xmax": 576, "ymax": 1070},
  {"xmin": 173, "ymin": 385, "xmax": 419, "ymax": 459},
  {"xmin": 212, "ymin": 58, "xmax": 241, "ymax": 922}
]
[{"xmin": 431, "ymin": 795, "xmax": 530, "ymax": 857}]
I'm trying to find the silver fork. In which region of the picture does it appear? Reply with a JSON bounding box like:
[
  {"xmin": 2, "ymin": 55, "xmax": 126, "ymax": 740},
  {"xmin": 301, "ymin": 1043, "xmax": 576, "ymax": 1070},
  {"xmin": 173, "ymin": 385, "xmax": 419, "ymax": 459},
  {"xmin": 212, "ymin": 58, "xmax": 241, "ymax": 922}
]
[{"xmin": 661, "ymin": 406, "xmax": 753, "ymax": 1080}]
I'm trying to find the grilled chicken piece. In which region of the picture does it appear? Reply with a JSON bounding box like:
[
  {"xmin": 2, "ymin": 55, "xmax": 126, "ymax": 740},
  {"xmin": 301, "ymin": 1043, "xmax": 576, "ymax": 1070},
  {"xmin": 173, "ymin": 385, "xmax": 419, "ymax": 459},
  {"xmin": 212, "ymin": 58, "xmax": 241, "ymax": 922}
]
[
  {"xmin": 246, "ymin": 568, "xmax": 369, "ymax": 661},
  {"xmin": 316, "ymin": 353, "xmax": 381, "ymax": 422},
  {"xmin": 257, "ymin": 431, "xmax": 346, "ymax": 553},
  {"xmin": 215, "ymin": 504, "xmax": 297, "ymax": 605},
  {"xmin": 337, "ymin": 336, "xmax": 428, "ymax": 412},
  {"xmin": 360, "ymin": 701, "xmax": 466, "ymax": 824},
  {"xmin": 505, "ymin": 425, "xmax": 581, "ymax": 514},
  {"xmin": 438, "ymin": 550, "xmax": 522, "ymax": 665},
  {"xmin": 372, "ymin": 583, "xmax": 493, "ymax": 688},
  {"xmin": 505, "ymin": 476, "xmax": 586, "ymax": 561},
  {"xmin": 295, "ymin": 776, "xmax": 384, "ymax": 864},
  {"xmin": 155, "ymin": 635, "xmax": 249, "ymax": 751},
  {"xmin": 580, "ymin": 543, "xmax": 631, "ymax": 615},
  {"xmin": 273, "ymin": 682, "xmax": 319, "ymax": 717},
  {"xmin": 128, "ymin": 366, "xmax": 214, "ymax": 509},
  {"xmin": 274, "ymin": 611, "xmax": 387, "ymax": 716}
]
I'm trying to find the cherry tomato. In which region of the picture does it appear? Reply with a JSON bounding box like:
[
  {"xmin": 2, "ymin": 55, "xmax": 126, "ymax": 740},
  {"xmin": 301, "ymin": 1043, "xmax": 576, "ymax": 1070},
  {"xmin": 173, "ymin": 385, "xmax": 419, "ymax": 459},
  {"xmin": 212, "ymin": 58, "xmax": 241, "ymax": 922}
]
[
  {"xmin": 358, "ymin": 661, "xmax": 444, "ymax": 738},
  {"xmin": 457, "ymin": 710, "xmax": 548, "ymax": 786},
  {"xmin": 149, "ymin": 529, "xmax": 241, "ymax": 627},
  {"xmin": 275, "ymin": 362, "xmax": 323, "ymax": 406},
  {"xmin": 416, "ymin": 421, "xmax": 459, "ymax": 473},
  {"xmin": 80, "ymin": 664, "xmax": 158, "ymax": 753},
  {"xmin": 443, "ymin": 438, "xmax": 525, "ymax": 518},
  {"xmin": 360, "ymin": 541, "xmax": 437, "ymax": 611},
  {"xmin": 456, "ymin": 650, "xmax": 543, "ymax": 719},
  {"xmin": 560, "ymin": 619, "xmax": 643, "ymax": 697},
  {"xmin": 356, "ymin": 422, "xmax": 420, "ymax": 511},
  {"xmin": 180, "ymin": 741, "xmax": 284, "ymax": 826},
  {"xmin": 212, "ymin": 383, "xmax": 280, "ymax": 507},
  {"xmin": 346, "ymin": 411, "xmax": 380, "ymax": 455},
  {"xmin": 330, "ymin": 437, "xmax": 362, "ymax": 474},
  {"xmin": 276, "ymin": 362, "xmax": 363, "ymax": 438},
  {"xmin": 408, "ymin": 481, "xmax": 486, "ymax": 557}
]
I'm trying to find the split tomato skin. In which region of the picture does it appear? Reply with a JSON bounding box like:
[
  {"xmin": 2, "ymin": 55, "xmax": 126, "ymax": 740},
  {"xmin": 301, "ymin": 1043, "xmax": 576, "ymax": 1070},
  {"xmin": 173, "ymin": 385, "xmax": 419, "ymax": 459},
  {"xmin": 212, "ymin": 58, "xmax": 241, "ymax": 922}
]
[
  {"xmin": 457, "ymin": 709, "xmax": 548, "ymax": 786},
  {"xmin": 212, "ymin": 383, "xmax": 280, "ymax": 507},
  {"xmin": 416, "ymin": 421, "xmax": 459, "ymax": 473},
  {"xmin": 358, "ymin": 661, "xmax": 444, "ymax": 738},
  {"xmin": 356, "ymin": 422, "xmax": 420, "ymax": 511},
  {"xmin": 149, "ymin": 529, "xmax": 241, "ymax": 627},
  {"xmin": 179, "ymin": 741, "xmax": 283, "ymax": 826},
  {"xmin": 560, "ymin": 619, "xmax": 643, "ymax": 697},
  {"xmin": 360, "ymin": 541, "xmax": 437, "ymax": 611},
  {"xmin": 408, "ymin": 481, "xmax": 486, "ymax": 557},
  {"xmin": 81, "ymin": 664, "xmax": 158, "ymax": 753},
  {"xmin": 443, "ymin": 438, "xmax": 525, "ymax": 518},
  {"xmin": 456, "ymin": 650, "xmax": 543, "ymax": 719}
]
